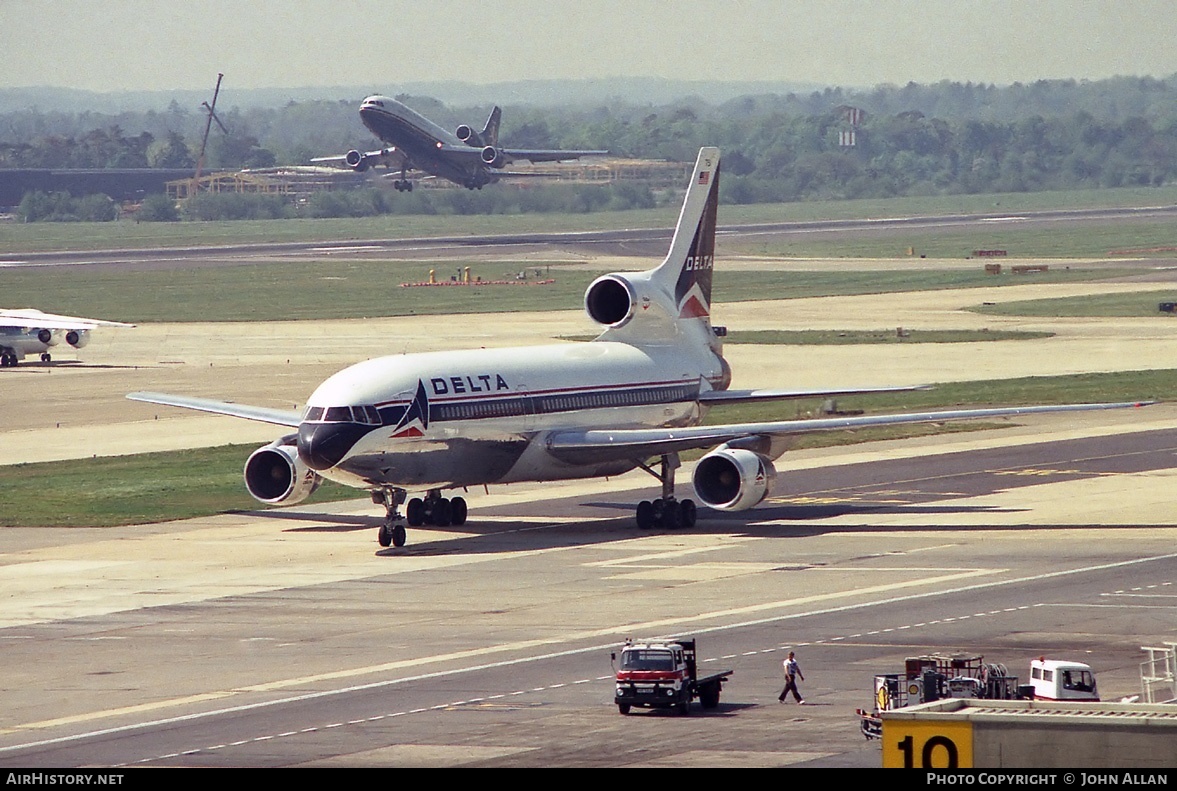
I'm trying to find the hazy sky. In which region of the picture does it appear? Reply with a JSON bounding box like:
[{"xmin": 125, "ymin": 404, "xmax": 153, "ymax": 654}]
[{"xmin": 4, "ymin": 0, "xmax": 1177, "ymax": 92}]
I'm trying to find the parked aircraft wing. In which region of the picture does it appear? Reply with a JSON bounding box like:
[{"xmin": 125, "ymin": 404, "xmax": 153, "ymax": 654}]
[
  {"xmin": 0, "ymin": 309, "xmax": 135, "ymax": 329},
  {"xmin": 699, "ymin": 385, "xmax": 932, "ymax": 405},
  {"xmin": 545, "ymin": 401, "xmax": 1154, "ymax": 465},
  {"xmin": 127, "ymin": 391, "xmax": 301, "ymax": 428}
]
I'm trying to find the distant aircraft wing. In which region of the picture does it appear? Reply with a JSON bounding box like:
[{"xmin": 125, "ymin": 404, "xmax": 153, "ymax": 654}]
[
  {"xmin": 699, "ymin": 385, "xmax": 932, "ymax": 405},
  {"xmin": 127, "ymin": 392, "xmax": 301, "ymax": 428},
  {"xmin": 0, "ymin": 309, "xmax": 135, "ymax": 329},
  {"xmin": 499, "ymin": 148, "xmax": 609, "ymax": 164},
  {"xmin": 545, "ymin": 401, "xmax": 1153, "ymax": 465},
  {"xmin": 310, "ymin": 147, "xmax": 408, "ymax": 171}
]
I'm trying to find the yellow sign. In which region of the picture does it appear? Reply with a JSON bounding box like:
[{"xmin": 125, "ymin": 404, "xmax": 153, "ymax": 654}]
[{"xmin": 882, "ymin": 719, "xmax": 973, "ymax": 769}]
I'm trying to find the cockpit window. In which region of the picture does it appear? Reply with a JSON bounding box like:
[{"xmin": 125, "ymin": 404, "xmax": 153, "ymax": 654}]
[
  {"xmin": 305, "ymin": 405, "xmax": 383, "ymax": 425},
  {"xmin": 324, "ymin": 406, "xmax": 353, "ymax": 422}
]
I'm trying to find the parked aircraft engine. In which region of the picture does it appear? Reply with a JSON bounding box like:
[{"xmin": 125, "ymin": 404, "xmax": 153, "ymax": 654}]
[
  {"xmin": 36, "ymin": 329, "xmax": 52, "ymax": 344},
  {"xmin": 584, "ymin": 274, "xmax": 636, "ymax": 328},
  {"xmin": 344, "ymin": 149, "xmax": 370, "ymax": 172},
  {"xmin": 691, "ymin": 447, "xmax": 776, "ymax": 511},
  {"xmin": 456, "ymin": 125, "xmax": 483, "ymax": 147},
  {"xmin": 65, "ymin": 329, "xmax": 90, "ymax": 349},
  {"xmin": 244, "ymin": 441, "xmax": 321, "ymax": 505},
  {"xmin": 480, "ymin": 146, "xmax": 505, "ymax": 168}
]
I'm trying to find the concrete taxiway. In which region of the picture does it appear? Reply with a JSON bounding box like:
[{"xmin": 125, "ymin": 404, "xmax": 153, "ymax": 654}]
[{"xmin": 0, "ymin": 236, "xmax": 1175, "ymax": 767}]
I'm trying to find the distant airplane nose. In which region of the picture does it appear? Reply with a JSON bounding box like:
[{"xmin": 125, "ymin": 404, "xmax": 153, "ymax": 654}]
[{"xmin": 297, "ymin": 421, "xmax": 369, "ymax": 471}]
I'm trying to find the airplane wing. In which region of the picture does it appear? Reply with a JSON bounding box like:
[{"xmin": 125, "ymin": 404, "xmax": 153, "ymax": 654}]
[
  {"xmin": 499, "ymin": 148, "xmax": 609, "ymax": 164},
  {"xmin": 127, "ymin": 392, "xmax": 301, "ymax": 428},
  {"xmin": 0, "ymin": 309, "xmax": 135, "ymax": 329},
  {"xmin": 699, "ymin": 385, "xmax": 932, "ymax": 405},
  {"xmin": 310, "ymin": 147, "xmax": 408, "ymax": 171},
  {"xmin": 544, "ymin": 401, "xmax": 1153, "ymax": 465}
]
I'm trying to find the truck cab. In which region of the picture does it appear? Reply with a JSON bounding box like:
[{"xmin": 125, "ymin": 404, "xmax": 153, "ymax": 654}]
[
  {"xmin": 1029, "ymin": 658, "xmax": 1099, "ymax": 701},
  {"xmin": 612, "ymin": 638, "xmax": 730, "ymax": 715}
]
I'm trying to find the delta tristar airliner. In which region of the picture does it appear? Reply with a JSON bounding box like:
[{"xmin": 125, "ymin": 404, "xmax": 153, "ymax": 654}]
[{"xmin": 129, "ymin": 147, "xmax": 1150, "ymax": 548}]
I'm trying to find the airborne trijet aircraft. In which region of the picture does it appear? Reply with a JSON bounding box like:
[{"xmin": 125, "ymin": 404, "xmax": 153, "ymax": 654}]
[
  {"xmin": 313, "ymin": 94, "xmax": 606, "ymax": 191},
  {"xmin": 129, "ymin": 148, "xmax": 1148, "ymax": 547}
]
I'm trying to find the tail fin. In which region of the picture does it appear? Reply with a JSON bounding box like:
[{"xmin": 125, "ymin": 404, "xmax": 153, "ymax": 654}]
[
  {"xmin": 584, "ymin": 147, "xmax": 722, "ymax": 350},
  {"xmin": 653, "ymin": 147, "xmax": 720, "ymax": 320},
  {"xmin": 482, "ymin": 106, "xmax": 502, "ymax": 148}
]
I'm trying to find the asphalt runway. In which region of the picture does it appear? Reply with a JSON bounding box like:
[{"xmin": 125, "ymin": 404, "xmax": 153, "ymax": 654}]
[
  {"xmin": 0, "ymin": 421, "xmax": 1174, "ymax": 768},
  {"xmin": 8, "ymin": 204, "xmax": 1177, "ymax": 271}
]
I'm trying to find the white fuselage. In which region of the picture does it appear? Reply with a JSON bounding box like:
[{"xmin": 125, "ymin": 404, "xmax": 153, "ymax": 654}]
[
  {"xmin": 298, "ymin": 339, "xmax": 725, "ymax": 491},
  {"xmin": 0, "ymin": 326, "xmax": 58, "ymax": 359}
]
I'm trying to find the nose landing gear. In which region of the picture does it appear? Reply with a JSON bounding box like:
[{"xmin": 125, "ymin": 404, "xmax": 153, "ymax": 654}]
[{"xmin": 373, "ymin": 487, "xmax": 469, "ymax": 548}]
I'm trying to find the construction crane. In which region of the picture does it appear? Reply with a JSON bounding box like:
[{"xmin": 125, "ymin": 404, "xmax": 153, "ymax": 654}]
[{"xmin": 191, "ymin": 73, "xmax": 228, "ymax": 192}]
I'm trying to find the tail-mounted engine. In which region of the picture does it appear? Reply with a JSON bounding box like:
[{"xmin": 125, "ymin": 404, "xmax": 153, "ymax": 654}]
[
  {"xmin": 691, "ymin": 447, "xmax": 776, "ymax": 511},
  {"xmin": 456, "ymin": 125, "xmax": 484, "ymax": 147},
  {"xmin": 584, "ymin": 274, "xmax": 637, "ymax": 328},
  {"xmin": 65, "ymin": 329, "xmax": 90, "ymax": 349},
  {"xmin": 244, "ymin": 440, "xmax": 322, "ymax": 505}
]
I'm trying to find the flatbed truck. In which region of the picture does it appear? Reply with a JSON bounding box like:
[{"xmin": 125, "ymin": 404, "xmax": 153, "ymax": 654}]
[{"xmin": 612, "ymin": 638, "xmax": 732, "ymax": 715}]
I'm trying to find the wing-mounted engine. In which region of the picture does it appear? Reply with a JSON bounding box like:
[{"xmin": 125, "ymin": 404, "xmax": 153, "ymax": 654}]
[
  {"xmin": 65, "ymin": 329, "xmax": 90, "ymax": 349},
  {"xmin": 35, "ymin": 329, "xmax": 53, "ymax": 345},
  {"xmin": 691, "ymin": 447, "xmax": 776, "ymax": 511},
  {"xmin": 344, "ymin": 149, "xmax": 370, "ymax": 172},
  {"xmin": 480, "ymin": 146, "xmax": 505, "ymax": 169},
  {"xmin": 244, "ymin": 439, "xmax": 322, "ymax": 505}
]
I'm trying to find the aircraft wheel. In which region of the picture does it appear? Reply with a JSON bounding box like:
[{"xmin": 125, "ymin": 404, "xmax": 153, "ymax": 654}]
[
  {"xmin": 661, "ymin": 500, "xmax": 682, "ymax": 530},
  {"xmin": 680, "ymin": 499, "xmax": 697, "ymax": 528},
  {"xmin": 378, "ymin": 522, "xmax": 393, "ymax": 547},
  {"xmin": 450, "ymin": 496, "xmax": 468, "ymax": 526},
  {"xmin": 406, "ymin": 182, "xmax": 414, "ymax": 192},
  {"xmin": 40, "ymin": 353, "xmax": 51, "ymax": 362},
  {"xmin": 636, "ymin": 500, "xmax": 656, "ymax": 529},
  {"xmin": 406, "ymin": 498, "xmax": 424, "ymax": 526},
  {"xmin": 432, "ymin": 498, "xmax": 452, "ymax": 527},
  {"xmin": 392, "ymin": 524, "xmax": 407, "ymax": 548}
]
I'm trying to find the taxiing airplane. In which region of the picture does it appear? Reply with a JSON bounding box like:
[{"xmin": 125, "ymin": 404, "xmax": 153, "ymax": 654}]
[
  {"xmin": 313, "ymin": 95, "xmax": 607, "ymax": 191},
  {"xmin": 0, "ymin": 309, "xmax": 134, "ymax": 367},
  {"xmin": 129, "ymin": 147, "xmax": 1149, "ymax": 548}
]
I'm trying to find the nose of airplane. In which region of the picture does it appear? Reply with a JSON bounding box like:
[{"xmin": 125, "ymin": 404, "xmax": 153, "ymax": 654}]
[{"xmin": 297, "ymin": 422, "xmax": 370, "ymax": 471}]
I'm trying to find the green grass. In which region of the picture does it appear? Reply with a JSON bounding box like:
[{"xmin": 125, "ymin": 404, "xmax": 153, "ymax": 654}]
[
  {"xmin": 2, "ymin": 368, "xmax": 1168, "ymax": 528},
  {"xmin": 5, "ymin": 184, "xmax": 1177, "ymax": 254},
  {"xmin": 0, "ymin": 445, "xmax": 355, "ymax": 528},
  {"xmin": 727, "ymin": 218, "xmax": 1177, "ymax": 260},
  {"xmin": 973, "ymin": 290, "xmax": 1177, "ymax": 318},
  {"xmin": 0, "ymin": 260, "xmax": 1144, "ymax": 324}
]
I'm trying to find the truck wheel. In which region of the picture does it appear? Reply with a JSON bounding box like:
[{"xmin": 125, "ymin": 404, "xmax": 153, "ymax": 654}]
[
  {"xmin": 700, "ymin": 684, "xmax": 720, "ymax": 709},
  {"xmin": 618, "ymin": 703, "xmax": 631, "ymax": 715},
  {"xmin": 677, "ymin": 698, "xmax": 691, "ymax": 716}
]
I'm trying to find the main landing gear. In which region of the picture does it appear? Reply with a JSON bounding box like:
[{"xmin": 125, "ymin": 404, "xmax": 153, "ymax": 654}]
[
  {"xmin": 634, "ymin": 453, "xmax": 698, "ymax": 530},
  {"xmin": 393, "ymin": 164, "xmax": 414, "ymax": 192},
  {"xmin": 373, "ymin": 488, "xmax": 469, "ymax": 548}
]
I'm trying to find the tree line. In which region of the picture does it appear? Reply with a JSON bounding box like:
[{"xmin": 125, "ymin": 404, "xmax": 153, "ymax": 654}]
[{"xmin": 5, "ymin": 74, "xmax": 1177, "ymax": 220}]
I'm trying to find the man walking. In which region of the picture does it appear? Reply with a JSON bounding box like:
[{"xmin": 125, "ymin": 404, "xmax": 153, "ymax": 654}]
[{"xmin": 778, "ymin": 651, "xmax": 805, "ymax": 704}]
